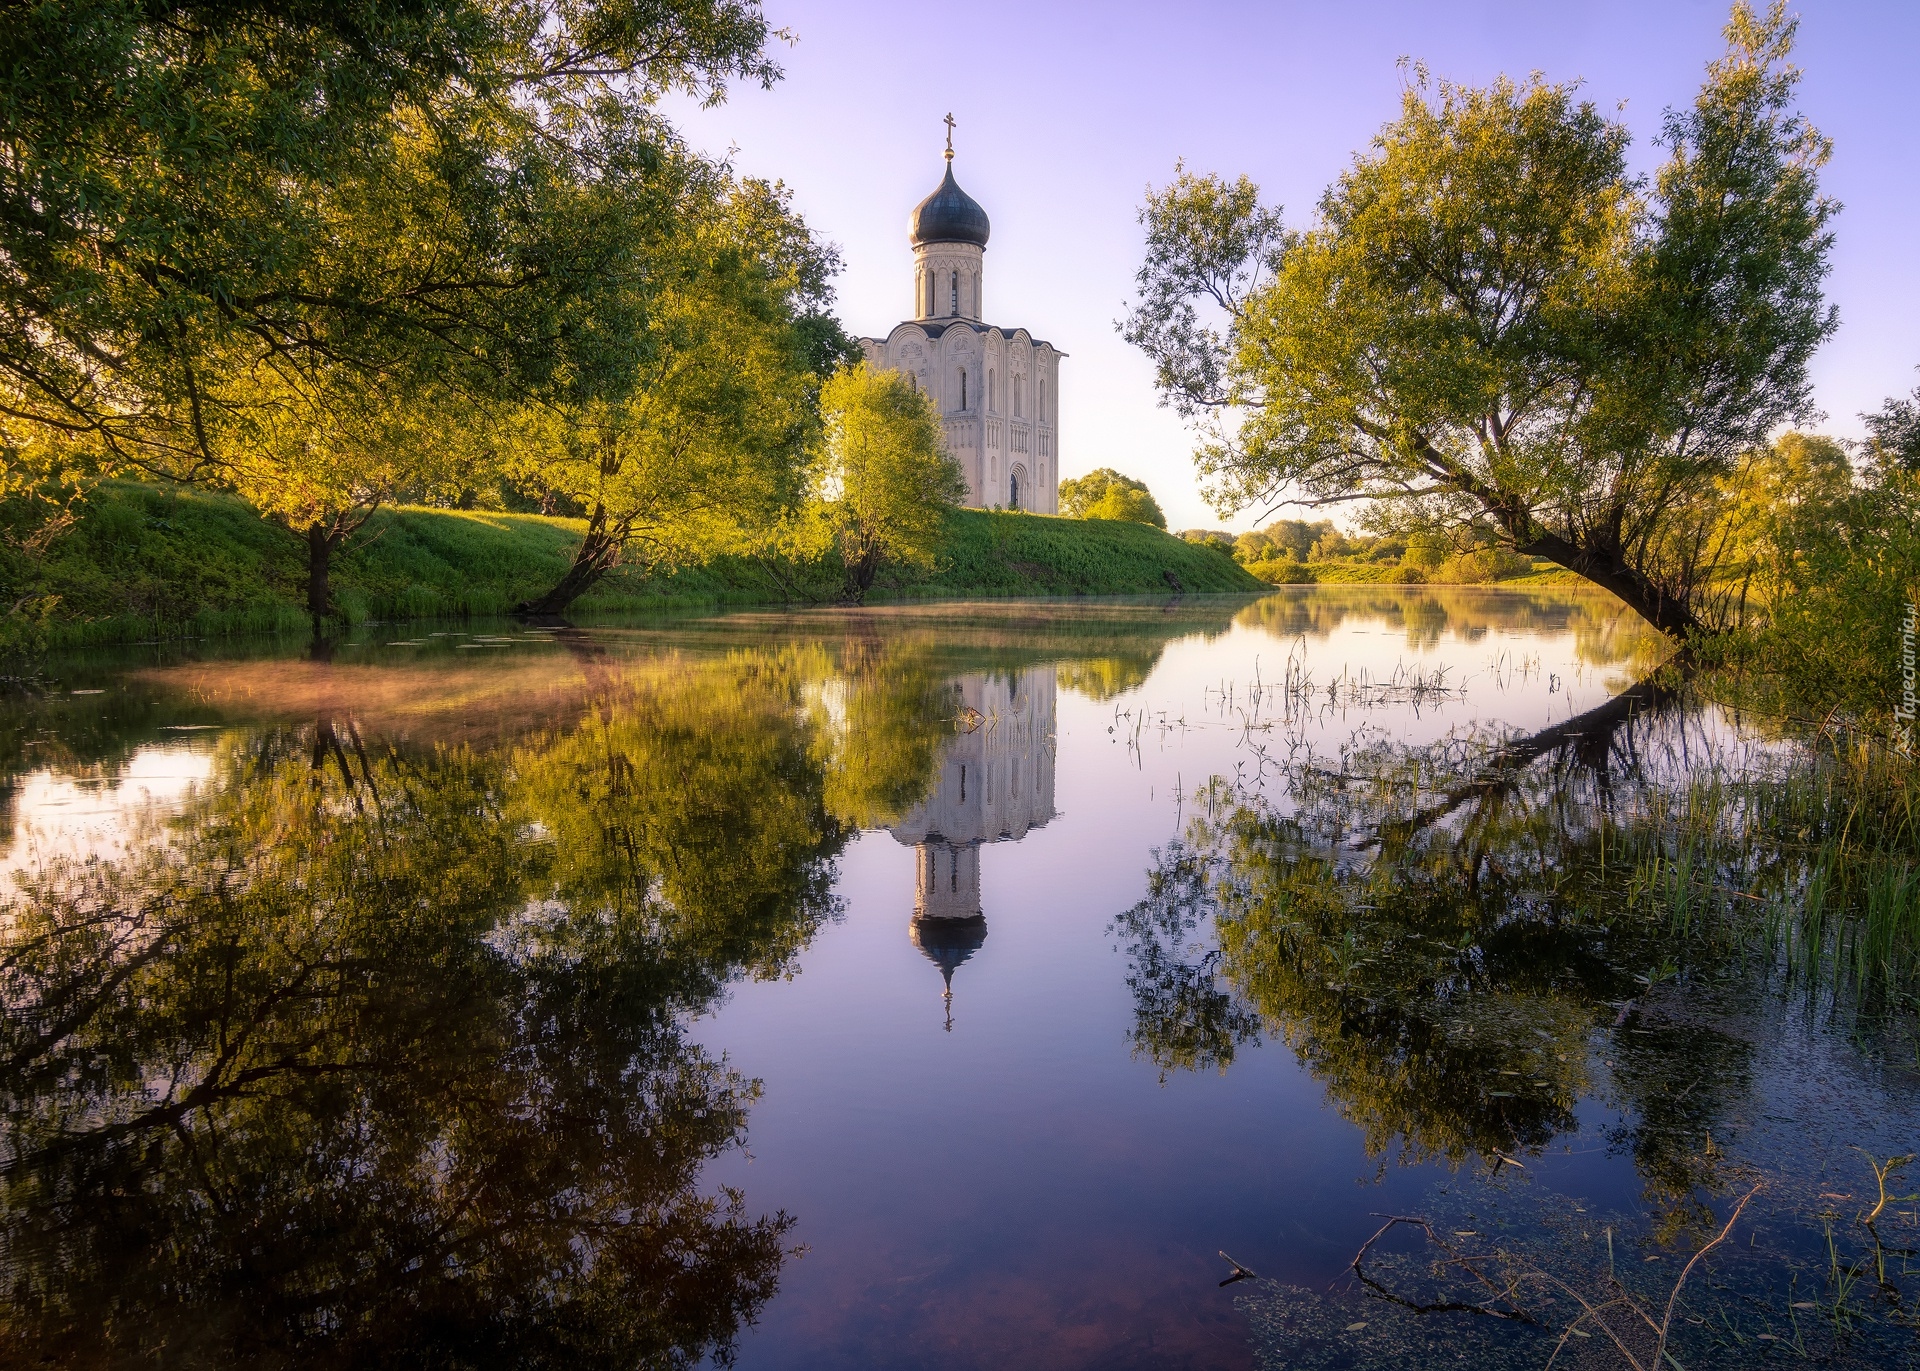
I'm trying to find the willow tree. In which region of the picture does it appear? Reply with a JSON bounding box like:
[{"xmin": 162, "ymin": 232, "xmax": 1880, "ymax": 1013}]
[
  {"xmin": 1124, "ymin": 2, "xmax": 1835, "ymax": 639},
  {"xmin": 507, "ymin": 175, "xmax": 856, "ymax": 616}
]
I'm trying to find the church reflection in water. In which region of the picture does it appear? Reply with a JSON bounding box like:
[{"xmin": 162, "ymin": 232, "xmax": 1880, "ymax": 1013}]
[{"xmin": 889, "ymin": 667, "xmax": 1056, "ymax": 1029}]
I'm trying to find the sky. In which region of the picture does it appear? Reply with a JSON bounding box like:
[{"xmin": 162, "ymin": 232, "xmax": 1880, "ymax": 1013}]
[{"xmin": 662, "ymin": 0, "xmax": 1920, "ymax": 533}]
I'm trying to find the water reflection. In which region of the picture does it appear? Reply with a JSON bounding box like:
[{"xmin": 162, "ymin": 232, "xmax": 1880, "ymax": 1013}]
[
  {"xmin": 889, "ymin": 668, "xmax": 1058, "ymax": 1028},
  {"xmin": 0, "ymin": 593, "xmax": 1906, "ymax": 1369},
  {"xmin": 1112, "ymin": 680, "xmax": 1770, "ymax": 1231},
  {"xmin": 0, "ymin": 653, "xmax": 871, "ymax": 1367},
  {"xmin": 1230, "ymin": 583, "xmax": 1667, "ymax": 670}
]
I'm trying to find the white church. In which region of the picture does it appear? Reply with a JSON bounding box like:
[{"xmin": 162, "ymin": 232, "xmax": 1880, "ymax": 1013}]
[
  {"xmin": 859, "ymin": 129, "xmax": 1064, "ymax": 514},
  {"xmin": 889, "ymin": 666, "xmax": 1057, "ymax": 1030}
]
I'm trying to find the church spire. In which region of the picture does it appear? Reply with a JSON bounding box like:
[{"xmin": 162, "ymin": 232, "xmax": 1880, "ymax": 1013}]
[{"xmin": 943, "ymin": 112, "xmax": 955, "ymax": 162}]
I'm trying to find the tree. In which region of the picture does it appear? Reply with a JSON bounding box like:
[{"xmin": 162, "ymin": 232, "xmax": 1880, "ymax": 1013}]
[
  {"xmin": 1, "ymin": 0, "xmax": 784, "ymax": 630},
  {"xmin": 1124, "ymin": 2, "xmax": 1836, "ymax": 640},
  {"xmin": 1178, "ymin": 529, "xmax": 1238, "ymax": 554},
  {"xmin": 806, "ymin": 364, "xmax": 967, "ymax": 604},
  {"xmin": 507, "ymin": 174, "xmax": 857, "ymax": 616},
  {"xmin": 206, "ymin": 366, "xmax": 474, "ymax": 626},
  {"xmin": 1059, "ymin": 468, "xmax": 1167, "ymax": 527},
  {"xmin": 1863, "ymin": 372, "xmax": 1920, "ymax": 480},
  {"xmin": 0, "ymin": 0, "xmax": 778, "ymax": 478}
]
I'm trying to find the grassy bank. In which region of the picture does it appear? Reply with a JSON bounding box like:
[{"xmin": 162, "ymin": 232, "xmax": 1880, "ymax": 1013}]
[{"xmin": 3, "ymin": 481, "xmax": 1263, "ymax": 647}]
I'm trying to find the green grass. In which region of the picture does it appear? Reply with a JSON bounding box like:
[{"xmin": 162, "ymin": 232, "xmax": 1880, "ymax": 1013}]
[
  {"xmin": 3, "ymin": 482, "xmax": 1263, "ymax": 647},
  {"xmin": 894, "ymin": 510, "xmax": 1262, "ymax": 598}
]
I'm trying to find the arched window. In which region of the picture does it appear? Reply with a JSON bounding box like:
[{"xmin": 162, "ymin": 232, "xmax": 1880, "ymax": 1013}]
[
  {"xmin": 1014, "ymin": 377, "xmax": 1023, "ymax": 417},
  {"xmin": 1040, "ymin": 380, "xmax": 1048, "ymax": 423},
  {"xmin": 1009, "ymin": 462, "xmax": 1027, "ymax": 510},
  {"xmin": 959, "ymin": 369, "xmax": 967, "ymax": 410},
  {"xmin": 988, "ymin": 370, "xmax": 996, "ymax": 411},
  {"xmin": 950, "ymin": 271, "xmax": 959, "ymax": 316}
]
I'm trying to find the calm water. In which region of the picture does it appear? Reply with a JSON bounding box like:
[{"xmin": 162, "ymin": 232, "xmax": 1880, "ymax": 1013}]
[{"xmin": 0, "ymin": 588, "xmax": 1914, "ymax": 1369}]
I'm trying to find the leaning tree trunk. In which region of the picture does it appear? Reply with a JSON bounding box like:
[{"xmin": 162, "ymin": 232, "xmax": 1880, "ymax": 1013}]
[
  {"xmin": 1516, "ymin": 530, "xmax": 1703, "ymax": 640},
  {"xmin": 514, "ymin": 504, "xmax": 623, "ymax": 618}
]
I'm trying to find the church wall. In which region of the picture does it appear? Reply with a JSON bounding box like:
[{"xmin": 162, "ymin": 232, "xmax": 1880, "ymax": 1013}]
[{"xmin": 889, "ymin": 667, "xmax": 1057, "ymax": 853}]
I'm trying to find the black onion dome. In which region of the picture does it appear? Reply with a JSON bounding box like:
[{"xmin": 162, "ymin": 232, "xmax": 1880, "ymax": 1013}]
[
  {"xmin": 909, "ymin": 164, "xmax": 990, "ymax": 248},
  {"xmin": 910, "ymin": 915, "xmax": 987, "ymax": 986}
]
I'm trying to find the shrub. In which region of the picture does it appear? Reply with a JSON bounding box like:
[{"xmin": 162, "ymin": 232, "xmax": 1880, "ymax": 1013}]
[
  {"xmin": 1060, "ymin": 468, "xmax": 1165, "ymax": 527},
  {"xmin": 1246, "ymin": 556, "xmax": 1315, "ymax": 584},
  {"xmin": 1082, "ymin": 485, "xmax": 1167, "ymax": 529},
  {"xmin": 1433, "ymin": 546, "xmax": 1531, "ymax": 583}
]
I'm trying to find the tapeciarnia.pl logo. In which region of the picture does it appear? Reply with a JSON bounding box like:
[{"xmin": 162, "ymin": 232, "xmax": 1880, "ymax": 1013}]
[{"xmin": 1898, "ymin": 599, "xmax": 1917, "ymax": 756}]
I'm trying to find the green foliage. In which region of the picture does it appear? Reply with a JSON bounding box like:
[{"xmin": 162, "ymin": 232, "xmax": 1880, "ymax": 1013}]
[
  {"xmin": 0, "ymin": 0, "xmax": 778, "ymax": 478},
  {"xmin": 1863, "ymin": 374, "xmax": 1920, "ymax": 477},
  {"xmin": 502, "ymin": 173, "xmax": 849, "ymax": 613},
  {"xmin": 1059, "ymin": 468, "xmax": 1166, "ymax": 527},
  {"xmin": 1082, "ymin": 485, "xmax": 1167, "ymax": 529},
  {"xmin": 1178, "ymin": 529, "xmax": 1238, "ymax": 554},
  {"xmin": 1704, "ymin": 464, "xmax": 1920, "ymax": 738},
  {"xmin": 806, "ymin": 364, "xmax": 968, "ymax": 603},
  {"xmin": 0, "ymin": 0, "xmax": 794, "ymax": 628},
  {"xmin": 1434, "ymin": 546, "xmax": 1534, "ymax": 584},
  {"xmin": 1125, "ymin": 3, "xmax": 1837, "ymax": 638},
  {"xmin": 1245, "ymin": 557, "xmax": 1314, "ymax": 585}
]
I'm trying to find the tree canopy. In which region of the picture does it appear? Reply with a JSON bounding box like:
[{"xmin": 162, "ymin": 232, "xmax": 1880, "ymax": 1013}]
[
  {"xmin": 1059, "ymin": 468, "xmax": 1167, "ymax": 528},
  {"xmin": 0, "ymin": 0, "xmax": 791, "ymax": 624},
  {"xmin": 505, "ymin": 174, "xmax": 856, "ymax": 615},
  {"xmin": 0, "ymin": 0, "xmax": 778, "ymax": 467},
  {"xmin": 803, "ymin": 363, "xmax": 967, "ymax": 603},
  {"xmin": 1124, "ymin": 2, "xmax": 1836, "ymax": 638}
]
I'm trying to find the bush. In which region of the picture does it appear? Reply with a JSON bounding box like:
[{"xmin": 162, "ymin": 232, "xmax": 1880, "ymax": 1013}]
[
  {"xmin": 1391, "ymin": 564, "xmax": 1425, "ymax": 584},
  {"xmin": 1060, "ymin": 468, "xmax": 1165, "ymax": 528},
  {"xmin": 1246, "ymin": 556, "xmax": 1315, "ymax": 584},
  {"xmin": 1709, "ymin": 469, "xmax": 1920, "ymax": 734},
  {"xmin": 1082, "ymin": 485, "xmax": 1167, "ymax": 529},
  {"xmin": 1433, "ymin": 546, "xmax": 1531, "ymax": 583}
]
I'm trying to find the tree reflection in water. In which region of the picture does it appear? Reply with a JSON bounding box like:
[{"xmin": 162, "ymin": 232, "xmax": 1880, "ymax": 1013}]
[
  {"xmin": 0, "ymin": 657, "xmax": 864, "ymax": 1369},
  {"xmin": 1115, "ymin": 681, "xmax": 1766, "ymax": 1226}
]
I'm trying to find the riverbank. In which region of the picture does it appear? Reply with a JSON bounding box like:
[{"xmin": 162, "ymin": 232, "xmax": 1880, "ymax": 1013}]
[{"xmin": 3, "ymin": 481, "xmax": 1267, "ymax": 648}]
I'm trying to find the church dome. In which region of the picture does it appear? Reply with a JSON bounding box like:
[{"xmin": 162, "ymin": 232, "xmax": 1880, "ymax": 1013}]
[{"xmin": 909, "ymin": 164, "xmax": 990, "ymax": 248}]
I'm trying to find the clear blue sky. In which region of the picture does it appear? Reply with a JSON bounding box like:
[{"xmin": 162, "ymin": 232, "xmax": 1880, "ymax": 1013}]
[{"xmin": 664, "ymin": 0, "xmax": 1919, "ymax": 532}]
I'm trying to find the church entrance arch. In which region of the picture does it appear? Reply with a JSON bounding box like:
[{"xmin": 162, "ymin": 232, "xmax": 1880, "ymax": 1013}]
[{"xmin": 1008, "ymin": 462, "xmax": 1028, "ymax": 511}]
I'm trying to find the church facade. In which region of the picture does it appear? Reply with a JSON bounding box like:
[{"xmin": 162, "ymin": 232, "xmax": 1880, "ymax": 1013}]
[
  {"xmin": 888, "ymin": 666, "xmax": 1057, "ymax": 1030},
  {"xmin": 858, "ymin": 145, "xmax": 1063, "ymax": 513}
]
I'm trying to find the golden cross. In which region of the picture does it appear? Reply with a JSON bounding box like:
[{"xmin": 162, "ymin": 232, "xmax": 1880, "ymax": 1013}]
[{"xmin": 943, "ymin": 112, "xmax": 956, "ymax": 161}]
